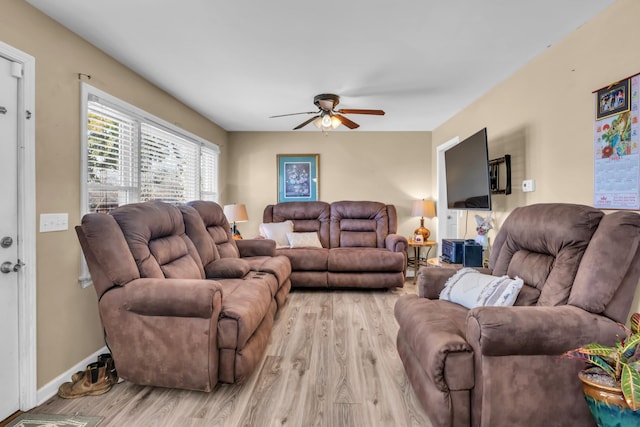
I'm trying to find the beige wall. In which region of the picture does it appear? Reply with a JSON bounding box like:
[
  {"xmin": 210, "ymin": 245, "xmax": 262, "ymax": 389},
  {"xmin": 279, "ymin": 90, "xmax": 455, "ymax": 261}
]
[
  {"xmin": 432, "ymin": 0, "xmax": 640, "ymax": 312},
  {"xmin": 0, "ymin": 0, "xmax": 228, "ymax": 387},
  {"xmin": 226, "ymin": 131, "xmax": 432, "ymax": 239}
]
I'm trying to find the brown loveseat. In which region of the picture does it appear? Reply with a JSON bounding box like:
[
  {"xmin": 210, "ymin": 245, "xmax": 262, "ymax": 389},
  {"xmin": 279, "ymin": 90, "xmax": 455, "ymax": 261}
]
[
  {"xmin": 262, "ymin": 200, "xmax": 408, "ymax": 288},
  {"xmin": 395, "ymin": 203, "xmax": 640, "ymax": 427},
  {"xmin": 76, "ymin": 200, "xmax": 292, "ymax": 391}
]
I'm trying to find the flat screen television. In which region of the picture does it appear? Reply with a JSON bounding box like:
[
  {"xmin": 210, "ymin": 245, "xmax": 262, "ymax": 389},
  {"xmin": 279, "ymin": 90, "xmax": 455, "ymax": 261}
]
[{"xmin": 444, "ymin": 127, "xmax": 492, "ymax": 211}]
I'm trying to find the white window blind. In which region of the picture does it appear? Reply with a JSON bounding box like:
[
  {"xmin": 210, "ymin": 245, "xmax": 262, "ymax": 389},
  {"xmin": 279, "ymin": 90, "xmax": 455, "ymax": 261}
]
[
  {"xmin": 80, "ymin": 83, "xmax": 220, "ymax": 286},
  {"xmin": 140, "ymin": 124, "xmax": 199, "ymax": 204},
  {"xmin": 87, "ymin": 99, "xmax": 138, "ymax": 211}
]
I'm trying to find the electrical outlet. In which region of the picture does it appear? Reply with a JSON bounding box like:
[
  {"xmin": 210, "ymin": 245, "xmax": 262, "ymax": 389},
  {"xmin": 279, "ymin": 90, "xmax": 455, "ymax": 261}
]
[
  {"xmin": 522, "ymin": 179, "xmax": 536, "ymax": 193},
  {"xmin": 40, "ymin": 213, "xmax": 69, "ymax": 232}
]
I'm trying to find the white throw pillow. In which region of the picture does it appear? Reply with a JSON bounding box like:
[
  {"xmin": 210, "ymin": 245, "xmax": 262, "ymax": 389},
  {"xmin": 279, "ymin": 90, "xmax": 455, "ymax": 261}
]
[
  {"xmin": 286, "ymin": 232, "xmax": 323, "ymax": 248},
  {"xmin": 259, "ymin": 221, "xmax": 294, "ymax": 248},
  {"xmin": 439, "ymin": 267, "xmax": 524, "ymax": 309}
]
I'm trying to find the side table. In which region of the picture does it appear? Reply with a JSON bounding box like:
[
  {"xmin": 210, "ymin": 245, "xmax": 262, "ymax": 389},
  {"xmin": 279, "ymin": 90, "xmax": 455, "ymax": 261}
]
[{"xmin": 407, "ymin": 239, "xmax": 436, "ymax": 283}]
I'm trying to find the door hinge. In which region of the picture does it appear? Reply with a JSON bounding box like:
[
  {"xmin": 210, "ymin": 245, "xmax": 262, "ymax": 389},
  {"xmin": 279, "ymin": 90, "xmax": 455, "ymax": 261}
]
[
  {"xmin": 0, "ymin": 106, "xmax": 6, "ymax": 115},
  {"xmin": 26, "ymin": 110, "xmax": 32, "ymax": 119}
]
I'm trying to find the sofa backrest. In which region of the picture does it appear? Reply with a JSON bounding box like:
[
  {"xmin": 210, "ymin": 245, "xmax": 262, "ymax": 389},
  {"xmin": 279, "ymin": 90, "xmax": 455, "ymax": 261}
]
[
  {"xmin": 76, "ymin": 213, "xmax": 140, "ymax": 299},
  {"xmin": 263, "ymin": 201, "xmax": 331, "ymax": 248},
  {"xmin": 329, "ymin": 201, "xmax": 396, "ymax": 249},
  {"xmin": 183, "ymin": 201, "xmax": 240, "ymax": 262},
  {"xmin": 109, "ymin": 201, "xmax": 205, "ymax": 280},
  {"xmin": 490, "ymin": 203, "xmax": 603, "ymax": 307},
  {"xmin": 568, "ymin": 210, "xmax": 640, "ymax": 323}
]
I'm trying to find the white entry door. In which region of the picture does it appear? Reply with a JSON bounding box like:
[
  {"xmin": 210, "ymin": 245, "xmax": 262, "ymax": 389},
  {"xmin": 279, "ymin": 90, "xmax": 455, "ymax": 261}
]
[{"xmin": 0, "ymin": 55, "xmax": 21, "ymax": 420}]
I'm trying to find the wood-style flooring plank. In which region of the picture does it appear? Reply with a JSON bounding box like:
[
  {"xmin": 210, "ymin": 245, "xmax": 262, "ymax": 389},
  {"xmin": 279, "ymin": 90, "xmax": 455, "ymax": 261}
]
[{"xmin": 29, "ymin": 282, "xmax": 431, "ymax": 427}]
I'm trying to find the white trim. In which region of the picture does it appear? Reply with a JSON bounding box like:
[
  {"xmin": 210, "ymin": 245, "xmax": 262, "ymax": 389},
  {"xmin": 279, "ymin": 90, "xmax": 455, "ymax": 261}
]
[
  {"xmin": 436, "ymin": 136, "xmax": 460, "ymax": 255},
  {"xmin": 0, "ymin": 41, "xmax": 37, "ymax": 411},
  {"xmin": 36, "ymin": 346, "xmax": 108, "ymax": 405}
]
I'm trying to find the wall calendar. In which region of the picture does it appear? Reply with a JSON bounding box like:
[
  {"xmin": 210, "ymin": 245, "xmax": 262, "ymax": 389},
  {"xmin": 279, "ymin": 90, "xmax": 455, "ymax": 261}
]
[{"xmin": 594, "ymin": 73, "xmax": 640, "ymax": 210}]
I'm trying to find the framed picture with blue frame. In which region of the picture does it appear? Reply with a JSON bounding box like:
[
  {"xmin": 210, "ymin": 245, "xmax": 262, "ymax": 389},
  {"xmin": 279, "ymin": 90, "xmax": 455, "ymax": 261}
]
[{"xmin": 277, "ymin": 154, "xmax": 319, "ymax": 203}]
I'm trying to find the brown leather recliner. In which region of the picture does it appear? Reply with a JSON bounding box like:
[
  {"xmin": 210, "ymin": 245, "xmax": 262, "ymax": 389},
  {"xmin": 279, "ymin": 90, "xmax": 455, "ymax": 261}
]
[{"xmin": 395, "ymin": 203, "xmax": 640, "ymax": 427}]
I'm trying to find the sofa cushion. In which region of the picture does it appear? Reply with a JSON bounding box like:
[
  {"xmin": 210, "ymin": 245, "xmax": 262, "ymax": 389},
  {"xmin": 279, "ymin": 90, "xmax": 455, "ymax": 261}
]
[
  {"xmin": 204, "ymin": 258, "xmax": 251, "ymax": 279},
  {"xmin": 217, "ymin": 278, "xmax": 274, "ymax": 350},
  {"xmin": 286, "ymin": 232, "xmax": 323, "ymax": 248},
  {"xmin": 328, "ymin": 247, "xmax": 405, "ymax": 272},
  {"xmin": 330, "ymin": 201, "xmax": 390, "ymax": 248},
  {"xmin": 259, "ymin": 221, "xmax": 294, "ymax": 248},
  {"xmin": 186, "ymin": 201, "xmax": 240, "ymax": 259},
  {"xmin": 439, "ymin": 268, "xmax": 524, "ymax": 309},
  {"xmin": 276, "ymin": 247, "xmax": 329, "ymax": 271},
  {"xmin": 569, "ymin": 211, "xmax": 640, "ymax": 317},
  {"xmin": 264, "ymin": 201, "xmax": 331, "ymax": 248},
  {"xmin": 110, "ymin": 201, "xmax": 204, "ymax": 280}
]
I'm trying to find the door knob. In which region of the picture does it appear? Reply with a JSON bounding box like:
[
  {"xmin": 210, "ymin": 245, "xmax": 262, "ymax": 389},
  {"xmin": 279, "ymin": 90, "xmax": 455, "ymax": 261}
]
[{"xmin": 1, "ymin": 260, "xmax": 25, "ymax": 274}]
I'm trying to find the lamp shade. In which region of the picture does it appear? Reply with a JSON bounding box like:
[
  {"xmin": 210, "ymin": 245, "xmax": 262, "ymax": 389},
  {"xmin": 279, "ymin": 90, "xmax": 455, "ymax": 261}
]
[
  {"xmin": 223, "ymin": 204, "xmax": 248, "ymax": 223},
  {"xmin": 411, "ymin": 199, "xmax": 436, "ymax": 218}
]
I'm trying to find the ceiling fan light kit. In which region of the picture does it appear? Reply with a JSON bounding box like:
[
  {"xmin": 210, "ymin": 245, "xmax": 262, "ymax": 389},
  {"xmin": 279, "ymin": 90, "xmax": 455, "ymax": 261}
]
[{"xmin": 270, "ymin": 93, "xmax": 385, "ymax": 132}]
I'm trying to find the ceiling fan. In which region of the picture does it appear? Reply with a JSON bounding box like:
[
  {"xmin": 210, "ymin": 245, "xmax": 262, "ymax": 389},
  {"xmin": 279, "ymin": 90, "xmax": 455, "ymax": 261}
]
[{"xmin": 269, "ymin": 93, "xmax": 385, "ymax": 130}]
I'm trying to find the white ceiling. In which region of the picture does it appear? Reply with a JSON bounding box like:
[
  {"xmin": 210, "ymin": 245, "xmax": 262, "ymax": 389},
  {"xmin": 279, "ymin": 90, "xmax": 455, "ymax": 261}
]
[{"xmin": 27, "ymin": 0, "xmax": 615, "ymax": 132}]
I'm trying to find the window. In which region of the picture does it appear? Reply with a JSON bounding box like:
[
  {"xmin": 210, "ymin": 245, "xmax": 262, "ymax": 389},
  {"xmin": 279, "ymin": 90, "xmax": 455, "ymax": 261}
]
[
  {"xmin": 82, "ymin": 83, "xmax": 219, "ymax": 213},
  {"xmin": 80, "ymin": 83, "xmax": 219, "ymax": 285}
]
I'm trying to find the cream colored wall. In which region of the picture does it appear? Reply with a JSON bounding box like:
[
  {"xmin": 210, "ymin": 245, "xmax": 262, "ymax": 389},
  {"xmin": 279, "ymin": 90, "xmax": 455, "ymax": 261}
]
[
  {"xmin": 0, "ymin": 0, "xmax": 228, "ymax": 387},
  {"xmin": 226, "ymin": 131, "xmax": 432, "ymax": 239},
  {"xmin": 432, "ymin": 0, "xmax": 640, "ymax": 313}
]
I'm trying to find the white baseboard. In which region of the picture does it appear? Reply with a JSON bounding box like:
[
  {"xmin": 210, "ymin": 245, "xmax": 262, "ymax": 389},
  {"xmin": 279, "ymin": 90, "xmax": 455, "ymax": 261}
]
[{"xmin": 36, "ymin": 346, "xmax": 108, "ymax": 405}]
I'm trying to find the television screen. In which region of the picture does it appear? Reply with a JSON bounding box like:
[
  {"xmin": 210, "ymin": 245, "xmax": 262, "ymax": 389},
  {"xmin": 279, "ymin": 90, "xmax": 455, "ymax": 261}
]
[{"xmin": 445, "ymin": 128, "xmax": 492, "ymax": 211}]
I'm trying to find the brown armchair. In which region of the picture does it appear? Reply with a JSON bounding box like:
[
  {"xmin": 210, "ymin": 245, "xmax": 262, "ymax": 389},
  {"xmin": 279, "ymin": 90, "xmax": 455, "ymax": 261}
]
[{"xmin": 395, "ymin": 203, "xmax": 640, "ymax": 427}]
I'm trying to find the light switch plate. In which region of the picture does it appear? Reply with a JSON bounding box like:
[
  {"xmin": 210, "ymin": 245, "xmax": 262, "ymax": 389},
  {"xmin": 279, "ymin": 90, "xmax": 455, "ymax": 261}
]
[
  {"xmin": 522, "ymin": 179, "xmax": 536, "ymax": 193},
  {"xmin": 40, "ymin": 213, "xmax": 69, "ymax": 232}
]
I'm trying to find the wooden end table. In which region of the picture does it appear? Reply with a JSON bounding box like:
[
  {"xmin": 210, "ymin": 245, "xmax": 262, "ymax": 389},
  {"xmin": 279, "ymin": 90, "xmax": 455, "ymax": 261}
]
[{"xmin": 407, "ymin": 239, "xmax": 436, "ymax": 283}]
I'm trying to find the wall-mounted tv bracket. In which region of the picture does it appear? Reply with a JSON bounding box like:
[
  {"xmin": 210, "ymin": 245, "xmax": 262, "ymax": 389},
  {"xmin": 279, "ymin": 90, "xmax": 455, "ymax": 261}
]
[{"xmin": 489, "ymin": 154, "xmax": 511, "ymax": 195}]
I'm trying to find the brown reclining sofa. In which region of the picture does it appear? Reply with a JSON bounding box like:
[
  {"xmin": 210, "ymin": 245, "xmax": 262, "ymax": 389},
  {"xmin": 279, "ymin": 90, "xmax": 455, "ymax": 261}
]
[
  {"xmin": 262, "ymin": 200, "xmax": 409, "ymax": 289},
  {"xmin": 76, "ymin": 200, "xmax": 292, "ymax": 391}
]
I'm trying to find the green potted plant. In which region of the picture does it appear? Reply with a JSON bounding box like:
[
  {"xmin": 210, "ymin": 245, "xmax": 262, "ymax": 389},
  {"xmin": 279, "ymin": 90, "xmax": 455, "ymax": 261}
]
[{"xmin": 563, "ymin": 312, "xmax": 640, "ymax": 426}]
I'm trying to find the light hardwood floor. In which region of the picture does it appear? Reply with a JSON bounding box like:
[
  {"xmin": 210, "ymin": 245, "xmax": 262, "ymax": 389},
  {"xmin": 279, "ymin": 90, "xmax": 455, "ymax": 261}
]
[{"xmin": 33, "ymin": 281, "xmax": 431, "ymax": 427}]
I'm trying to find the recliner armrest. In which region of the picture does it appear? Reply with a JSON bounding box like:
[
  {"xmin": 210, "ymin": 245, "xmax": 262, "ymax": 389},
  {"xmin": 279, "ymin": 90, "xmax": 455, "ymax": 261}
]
[
  {"xmin": 417, "ymin": 267, "xmax": 457, "ymax": 298},
  {"xmin": 236, "ymin": 238, "xmax": 276, "ymax": 257},
  {"xmin": 466, "ymin": 305, "xmax": 624, "ymax": 356},
  {"xmin": 385, "ymin": 233, "xmax": 408, "ymax": 253},
  {"xmin": 118, "ymin": 278, "xmax": 223, "ymax": 318}
]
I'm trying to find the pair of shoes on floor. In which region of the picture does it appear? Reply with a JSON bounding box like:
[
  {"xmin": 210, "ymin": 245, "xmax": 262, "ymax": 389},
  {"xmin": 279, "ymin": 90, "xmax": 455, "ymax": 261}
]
[
  {"xmin": 57, "ymin": 353, "xmax": 119, "ymax": 399},
  {"xmin": 71, "ymin": 353, "xmax": 117, "ymax": 383}
]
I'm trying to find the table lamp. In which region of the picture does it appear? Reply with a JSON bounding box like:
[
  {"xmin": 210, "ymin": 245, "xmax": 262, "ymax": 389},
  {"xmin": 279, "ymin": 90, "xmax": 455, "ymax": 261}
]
[
  {"xmin": 223, "ymin": 203, "xmax": 249, "ymax": 240},
  {"xmin": 411, "ymin": 199, "xmax": 436, "ymax": 240}
]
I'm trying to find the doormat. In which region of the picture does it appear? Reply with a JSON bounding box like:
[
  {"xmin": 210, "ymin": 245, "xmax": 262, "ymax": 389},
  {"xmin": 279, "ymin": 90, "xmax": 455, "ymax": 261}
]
[{"xmin": 5, "ymin": 413, "xmax": 103, "ymax": 427}]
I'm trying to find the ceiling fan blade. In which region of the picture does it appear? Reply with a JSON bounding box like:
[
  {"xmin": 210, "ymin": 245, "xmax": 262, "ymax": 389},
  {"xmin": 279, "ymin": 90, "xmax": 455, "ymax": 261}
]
[
  {"xmin": 293, "ymin": 115, "xmax": 320, "ymax": 130},
  {"xmin": 334, "ymin": 114, "xmax": 360, "ymax": 129},
  {"xmin": 269, "ymin": 111, "xmax": 317, "ymax": 118},
  {"xmin": 336, "ymin": 109, "xmax": 385, "ymax": 115}
]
